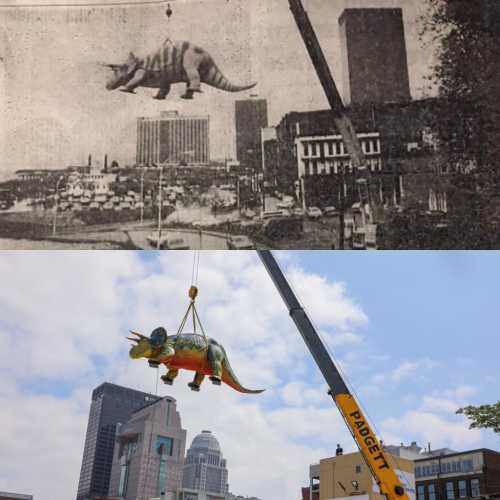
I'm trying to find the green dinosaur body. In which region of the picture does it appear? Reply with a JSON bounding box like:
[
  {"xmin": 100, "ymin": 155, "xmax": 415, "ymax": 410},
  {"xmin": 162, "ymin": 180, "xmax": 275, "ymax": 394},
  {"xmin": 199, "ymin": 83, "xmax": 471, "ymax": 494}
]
[
  {"xmin": 105, "ymin": 39, "xmax": 257, "ymax": 100},
  {"xmin": 129, "ymin": 330, "xmax": 263, "ymax": 394}
]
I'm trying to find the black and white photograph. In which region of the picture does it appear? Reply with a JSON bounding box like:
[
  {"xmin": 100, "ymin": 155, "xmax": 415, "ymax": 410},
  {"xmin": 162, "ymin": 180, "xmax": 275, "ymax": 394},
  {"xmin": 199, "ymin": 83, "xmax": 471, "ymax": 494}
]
[{"xmin": 0, "ymin": 0, "xmax": 498, "ymax": 248}]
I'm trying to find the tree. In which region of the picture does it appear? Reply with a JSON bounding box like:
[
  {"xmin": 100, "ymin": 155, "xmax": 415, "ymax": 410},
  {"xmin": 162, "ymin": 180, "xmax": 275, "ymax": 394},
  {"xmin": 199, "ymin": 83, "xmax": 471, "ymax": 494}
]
[
  {"xmin": 457, "ymin": 402, "xmax": 500, "ymax": 433},
  {"xmin": 421, "ymin": 0, "xmax": 500, "ymax": 171}
]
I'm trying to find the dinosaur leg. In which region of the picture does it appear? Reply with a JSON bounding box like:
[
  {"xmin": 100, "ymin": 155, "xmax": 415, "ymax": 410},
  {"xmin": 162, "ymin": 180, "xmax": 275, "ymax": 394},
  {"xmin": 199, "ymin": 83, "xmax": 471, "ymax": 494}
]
[
  {"xmin": 161, "ymin": 368, "xmax": 179, "ymax": 385},
  {"xmin": 188, "ymin": 372, "xmax": 205, "ymax": 392},
  {"xmin": 207, "ymin": 345, "xmax": 223, "ymax": 385},
  {"xmin": 180, "ymin": 60, "xmax": 202, "ymax": 100},
  {"xmin": 120, "ymin": 69, "xmax": 147, "ymax": 94},
  {"xmin": 154, "ymin": 83, "xmax": 171, "ymax": 100}
]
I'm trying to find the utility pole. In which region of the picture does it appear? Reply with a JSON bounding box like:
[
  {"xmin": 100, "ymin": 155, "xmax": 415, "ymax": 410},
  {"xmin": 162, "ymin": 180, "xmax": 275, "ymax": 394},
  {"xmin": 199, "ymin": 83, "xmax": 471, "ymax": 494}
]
[
  {"xmin": 157, "ymin": 167, "xmax": 163, "ymax": 250},
  {"xmin": 52, "ymin": 176, "xmax": 64, "ymax": 237},
  {"xmin": 339, "ymin": 165, "xmax": 345, "ymax": 250},
  {"xmin": 140, "ymin": 169, "xmax": 145, "ymax": 226}
]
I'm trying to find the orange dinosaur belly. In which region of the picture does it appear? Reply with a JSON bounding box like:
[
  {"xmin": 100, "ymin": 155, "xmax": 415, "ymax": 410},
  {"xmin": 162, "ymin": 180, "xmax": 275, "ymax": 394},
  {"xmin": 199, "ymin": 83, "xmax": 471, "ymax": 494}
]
[{"xmin": 160, "ymin": 349, "xmax": 212, "ymax": 374}]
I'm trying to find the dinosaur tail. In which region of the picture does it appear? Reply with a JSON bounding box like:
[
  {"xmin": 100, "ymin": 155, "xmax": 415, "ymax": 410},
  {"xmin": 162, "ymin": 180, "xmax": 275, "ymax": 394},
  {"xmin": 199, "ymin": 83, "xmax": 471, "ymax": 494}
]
[
  {"xmin": 202, "ymin": 60, "xmax": 257, "ymax": 93},
  {"xmin": 221, "ymin": 352, "xmax": 264, "ymax": 394}
]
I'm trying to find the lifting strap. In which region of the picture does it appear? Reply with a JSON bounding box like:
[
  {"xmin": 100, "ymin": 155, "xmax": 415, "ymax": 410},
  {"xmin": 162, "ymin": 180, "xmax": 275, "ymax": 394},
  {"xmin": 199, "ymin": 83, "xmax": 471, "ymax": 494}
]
[{"xmin": 175, "ymin": 285, "xmax": 208, "ymax": 344}]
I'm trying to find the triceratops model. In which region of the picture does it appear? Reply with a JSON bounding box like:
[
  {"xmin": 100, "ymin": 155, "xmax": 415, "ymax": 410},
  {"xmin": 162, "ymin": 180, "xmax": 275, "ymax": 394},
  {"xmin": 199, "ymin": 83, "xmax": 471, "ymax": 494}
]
[
  {"xmin": 105, "ymin": 39, "xmax": 257, "ymax": 100},
  {"xmin": 128, "ymin": 327, "xmax": 264, "ymax": 394}
]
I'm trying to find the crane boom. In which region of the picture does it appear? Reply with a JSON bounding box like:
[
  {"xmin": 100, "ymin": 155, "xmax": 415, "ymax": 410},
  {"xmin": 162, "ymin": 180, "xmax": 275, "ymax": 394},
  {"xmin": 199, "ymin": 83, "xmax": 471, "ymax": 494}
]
[
  {"xmin": 257, "ymin": 250, "xmax": 408, "ymax": 500},
  {"xmin": 287, "ymin": 0, "xmax": 382, "ymax": 227}
]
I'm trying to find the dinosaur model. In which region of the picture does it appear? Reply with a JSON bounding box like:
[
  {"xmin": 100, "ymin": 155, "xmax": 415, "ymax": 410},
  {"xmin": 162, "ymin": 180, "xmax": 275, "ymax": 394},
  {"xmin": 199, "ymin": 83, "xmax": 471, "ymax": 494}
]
[
  {"xmin": 105, "ymin": 39, "xmax": 257, "ymax": 100},
  {"xmin": 127, "ymin": 327, "xmax": 264, "ymax": 394}
]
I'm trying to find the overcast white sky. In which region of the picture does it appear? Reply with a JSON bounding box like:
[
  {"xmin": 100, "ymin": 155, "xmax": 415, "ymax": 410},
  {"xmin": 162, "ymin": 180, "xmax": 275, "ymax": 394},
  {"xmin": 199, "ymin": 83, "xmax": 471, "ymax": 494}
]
[
  {"xmin": 0, "ymin": 251, "xmax": 498, "ymax": 500},
  {"xmin": 0, "ymin": 0, "xmax": 437, "ymax": 179}
]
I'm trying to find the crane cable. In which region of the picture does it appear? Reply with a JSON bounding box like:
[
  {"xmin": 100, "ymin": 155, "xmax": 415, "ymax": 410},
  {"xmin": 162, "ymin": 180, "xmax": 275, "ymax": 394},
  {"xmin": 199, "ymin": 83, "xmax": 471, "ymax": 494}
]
[{"xmin": 175, "ymin": 251, "xmax": 207, "ymax": 344}]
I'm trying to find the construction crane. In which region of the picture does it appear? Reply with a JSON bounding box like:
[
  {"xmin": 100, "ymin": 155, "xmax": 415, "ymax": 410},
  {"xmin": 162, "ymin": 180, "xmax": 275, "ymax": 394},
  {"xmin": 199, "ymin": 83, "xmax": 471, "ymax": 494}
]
[
  {"xmin": 288, "ymin": 0, "xmax": 381, "ymax": 248},
  {"xmin": 257, "ymin": 250, "xmax": 408, "ymax": 500}
]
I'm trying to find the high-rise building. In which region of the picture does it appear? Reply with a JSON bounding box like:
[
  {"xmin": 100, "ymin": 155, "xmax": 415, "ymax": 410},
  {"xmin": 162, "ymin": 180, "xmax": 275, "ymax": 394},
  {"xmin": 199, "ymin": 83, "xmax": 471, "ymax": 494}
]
[
  {"xmin": 339, "ymin": 8, "xmax": 411, "ymax": 105},
  {"xmin": 181, "ymin": 430, "xmax": 229, "ymax": 496},
  {"xmin": 0, "ymin": 493, "xmax": 33, "ymax": 500},
  {"xmin": 107, "ymin": 396, "xmax": 187, "ymax": 500},
  {"xmin": 235, "ymin": 98, "xmax": 268, "ymax": 171},
  {"xmin": 136, "ymin": 111, "xmax": 210, "ymax": 166},
  {"xmin": 76, "ymin": 382, "xmax": 160, "ymax": 500}
]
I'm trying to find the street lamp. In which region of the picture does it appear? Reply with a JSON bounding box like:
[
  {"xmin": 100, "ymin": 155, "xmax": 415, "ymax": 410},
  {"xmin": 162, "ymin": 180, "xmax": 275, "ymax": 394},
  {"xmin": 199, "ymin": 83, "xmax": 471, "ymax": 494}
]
[
  {"xmin": 157, "ymin": 166, "xmax": 164, "ymax": 250},
  {"xmin": 140, "ymin": 168, "xmax": 145, "ymax": 226},
  {"xmin": 52, "ymin": 175, "xmax": 65, "ymax": 236}
]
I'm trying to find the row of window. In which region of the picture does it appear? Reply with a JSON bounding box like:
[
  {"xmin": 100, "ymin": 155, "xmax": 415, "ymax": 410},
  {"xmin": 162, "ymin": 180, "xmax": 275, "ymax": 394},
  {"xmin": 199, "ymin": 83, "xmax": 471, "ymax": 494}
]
[
  {"xmin": 301, "ymin": 158, "xmax": 382, "ymax": 176},
  {"xmin": 301, "ymin": 139, "xmax": 381, "ymax": 157},
  {"xmin": 417, "ymin": 478, "xmax": 481, "ymax": 500},
  {"xmin": 415, "ymin": 460, "xmax": 474, "ymax": 478}
]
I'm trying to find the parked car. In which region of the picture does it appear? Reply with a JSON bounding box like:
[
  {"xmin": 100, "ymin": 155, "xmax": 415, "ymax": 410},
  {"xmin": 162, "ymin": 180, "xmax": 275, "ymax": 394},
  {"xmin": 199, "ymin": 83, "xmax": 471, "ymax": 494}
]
[
  {"xmin": 293, "ymin": 207, "xmax": 305, "ymax": 216},
  {"xmin": 227, "ymin": 235, "xmax": 254, "ymax": 250},
  {"xmin": 307, "ymin": 206, "xmax": 323, "ymax": 219},
  {"xmin": 323, "ymin": 206, "xmax": 338, "ymax": 216},
  {"xmin": 167, "ymin": 237, "xmax": 190, "ymax": 250},
  {"xmin": 243, "ymin": 208, "xmax": 257, "ymax": 219},
  {"xmin": 277, "ymin": 199, "xmax": 294, "ymax": 209}
]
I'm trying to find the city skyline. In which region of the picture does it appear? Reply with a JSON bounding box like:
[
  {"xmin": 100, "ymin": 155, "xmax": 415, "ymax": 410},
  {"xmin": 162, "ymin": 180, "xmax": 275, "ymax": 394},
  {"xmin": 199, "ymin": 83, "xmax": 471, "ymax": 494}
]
[
  {"xmin": 0, "ymin": 0, "xmax": 438, "ymax": 180},
  {"xmin": 0, "ymin": 252, "xmax": 498, "ymax": 500}
]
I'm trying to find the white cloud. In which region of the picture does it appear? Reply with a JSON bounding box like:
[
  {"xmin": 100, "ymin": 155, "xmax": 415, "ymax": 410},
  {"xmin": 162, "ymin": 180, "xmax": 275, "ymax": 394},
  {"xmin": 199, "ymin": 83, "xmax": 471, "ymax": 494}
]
[
  {"xmin": 0, "ymin": 251, "xmax": 367, "ymax": 500},
  {"xmin": 381, "ymin": 410, "xmax": 483, "ymax": 450},
  {"xmin": 369, "ymin": 358, "xmax": 439, "ymax": 386}
]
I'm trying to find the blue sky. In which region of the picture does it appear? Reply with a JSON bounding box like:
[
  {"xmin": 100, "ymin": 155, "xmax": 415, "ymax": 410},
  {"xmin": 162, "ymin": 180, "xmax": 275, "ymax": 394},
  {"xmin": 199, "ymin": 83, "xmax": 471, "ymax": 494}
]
[{"xmin": 0, "ymin": 251, "xmax": 498, "ymax": 500}]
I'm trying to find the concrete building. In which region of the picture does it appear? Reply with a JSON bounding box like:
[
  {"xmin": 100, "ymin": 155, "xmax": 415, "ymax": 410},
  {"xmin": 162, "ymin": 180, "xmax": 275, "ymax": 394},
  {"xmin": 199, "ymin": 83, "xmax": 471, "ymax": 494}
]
[
  {"xmin": 415, "ymin": 449, "xmax": 500, "ymax": 500},
  {"xmin": 107, "ymin": 396, "xmax": 186, "ymax": 500},
  {"xmin": 137, "ymin": 111, "xmax": 210, "ymax": 166},
  {"xmin": 235, "ymin": 97, "xmax": 268, "ymax": 171},
  {"xmin": 317, "ymin": 450, "xmax": 415, "ymax": 500},
  {"xmin": 295, "ymin": 131, "xmax": 382, "ymax": 209},
  {"xmin": 0, "ymin": 493, "xmax": 33, "ymax": 500},
  {"xmin": 182, "ymin": 430, "xmax": 229, "ymax": 496},
  {"xmin": 339, "ymin": 8, "xmax": 411, "ymax": 105},
  {"xmin": 176, "ymin": 489, "xmax": 225, "ymax": 500},
  {"xmin": 260, "ymin": 127, "xmax": 277, "ymax": 172},
  {"xmin": 76, "ymin": 383, "xmax": 161, "ymax": 500}
]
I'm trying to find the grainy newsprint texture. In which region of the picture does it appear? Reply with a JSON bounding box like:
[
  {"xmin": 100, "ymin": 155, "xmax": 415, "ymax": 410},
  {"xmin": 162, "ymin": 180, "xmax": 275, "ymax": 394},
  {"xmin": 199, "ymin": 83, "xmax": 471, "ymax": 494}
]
[{"xmin": 0, "ymin": 0, "xmax": 498, "ymax": 249}]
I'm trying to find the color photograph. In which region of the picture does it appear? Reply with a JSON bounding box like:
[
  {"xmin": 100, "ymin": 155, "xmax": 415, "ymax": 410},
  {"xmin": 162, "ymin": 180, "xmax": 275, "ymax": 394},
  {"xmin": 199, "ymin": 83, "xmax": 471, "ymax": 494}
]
[{"xmin": 0, "ymin": 250, "xmax": 498, "ymax": 500}]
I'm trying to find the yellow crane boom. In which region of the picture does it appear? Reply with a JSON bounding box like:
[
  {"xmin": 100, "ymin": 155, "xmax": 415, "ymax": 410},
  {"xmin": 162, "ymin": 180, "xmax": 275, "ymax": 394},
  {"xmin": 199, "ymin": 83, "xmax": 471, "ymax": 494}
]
[{"xmin": 258, "ymin": 250, "xmax": 408, "ymax": 500}]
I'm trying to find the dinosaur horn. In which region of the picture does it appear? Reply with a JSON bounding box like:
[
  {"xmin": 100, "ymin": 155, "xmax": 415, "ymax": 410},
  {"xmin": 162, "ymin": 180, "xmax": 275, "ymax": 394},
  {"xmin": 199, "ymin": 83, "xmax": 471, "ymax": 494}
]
[
  {"xmin": 129, "ymin": 330, "xmax": 147, "ymax": 339},
  {"xmin": 126, "ymin": 336, "xmax": 140, "ymax": 343}
]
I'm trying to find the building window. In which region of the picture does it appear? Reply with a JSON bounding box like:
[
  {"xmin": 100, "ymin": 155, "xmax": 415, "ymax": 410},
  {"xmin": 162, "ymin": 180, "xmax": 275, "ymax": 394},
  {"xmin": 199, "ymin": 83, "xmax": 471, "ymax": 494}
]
[
  {"xmin": 428, "ymin": 483, "xmax": 436, "ymax": 500},
  {"xmin": 458, "ymin": 480, "xmax": 467, "ymax": 498},
  {"xmin": 471, "ymin": 479, "xmax": 480, "ymax": 497},
  {"xmin": 415, "ymin": 467, "xmax": 421, "ymax": 478},
  {"xmin": 118, "ymin": 463, "xmax": 129, "ymax": 496},
  {"xmin": 463, "ymin": 460, "xmax": 473, "ymax": 473},
  {"xmin": 418, "ymin": 485, "xmax": 425, "ymax": 500},
  {"xmin": 157, "ymin": 436, "xmax": 174, "ymax": 456},
  {"xmin": 303, "ymin": 143, "xmax": 309, "ymax": 156},
  {"xmin": 355, "ymin": 465, "xmax": 362, "ymax": 473},
  {"xmin": 446, "ymin": 482, "xmax": 455, "ymax": 500}
]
